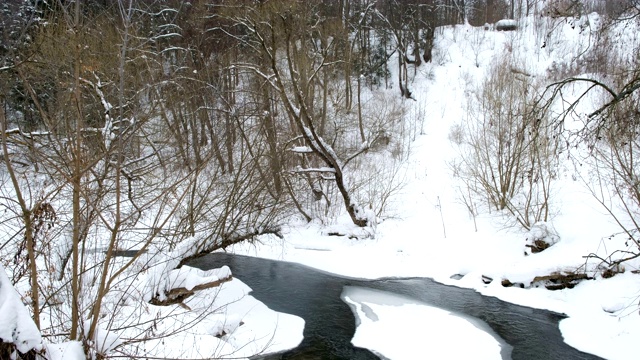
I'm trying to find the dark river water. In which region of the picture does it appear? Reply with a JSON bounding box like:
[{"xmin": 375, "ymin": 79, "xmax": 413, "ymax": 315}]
[{"xmin": 187, "ymin": 252, "xmax": 602, "ymax": 360}]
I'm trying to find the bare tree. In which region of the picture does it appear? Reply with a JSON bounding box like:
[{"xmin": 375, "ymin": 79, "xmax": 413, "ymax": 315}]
[{"xmin": 214, "ymin": 0, "xmax": 385, "ymax": 226}]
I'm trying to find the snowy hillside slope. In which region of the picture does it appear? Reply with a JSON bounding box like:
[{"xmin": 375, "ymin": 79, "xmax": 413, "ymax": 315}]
[{"xmin": 226, "ymin": 13, "xmax": 640, "ymax": 360}]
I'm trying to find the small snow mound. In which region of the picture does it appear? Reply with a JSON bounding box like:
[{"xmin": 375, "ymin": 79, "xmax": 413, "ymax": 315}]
[
  {"xmin": 322, "ymin": 223, "xmax": 375, "ymax": 240},
  {"xmin": 44, "ymin": 341, "xmax": 84, "ymax": 360},
  {"xmin": 92, "ymin": 325, "xmax": 122, "ymax": 354},
  {"xmin": 524, "ymin": 222, "xmax": 559, "ymax": 254},
  {"xmin": 0, "ymin": 264, "xmax": 43, "ymax": 354},
  {"xmin": 205, "ymin": 313, "xmax": 243, "ymax": 337},
  {"xmin": 496, "ymin": 19, "xmax": 517, "ymax": 31},
  {"xmin": 601, "ymin": 301, "xmax": 625, "ymax": 314}
]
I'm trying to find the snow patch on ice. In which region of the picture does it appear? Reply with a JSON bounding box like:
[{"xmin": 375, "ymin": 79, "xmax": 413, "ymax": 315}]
[{"xmin": 342, "ymin": 286, "xmax": 508, "ymax": 360}]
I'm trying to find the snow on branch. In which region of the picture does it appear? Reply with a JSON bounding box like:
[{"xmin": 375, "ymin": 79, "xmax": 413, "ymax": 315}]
[
  {"xmin": 160, "ymin": 46, "xmax": 189, "ymax": 54},
  {"xmin": 289, "ymin": 146, "xmax": 313, "ymax": 153},
  {"xmin": 305, "ymin": 125, "xmax": 344, "ymax": 169},
  {"xmin": 79, "ymin": 74, "xmax": 118, "ymax": 149},
  {"xmin": 133, "ymin": 8, "xmax": 178, "ymax": 17},
  {"xmin": 292, "ymin": 166, "xmax": 336, "ymax": 174},
  {"xmin": 230, "ymin": 63, "xmax": 279, "ymax": 89},
  {"xmin": 149, "ymin": 266, "xmax": 233, "ymax": 307},
  {"xmin": 150, "ymin": 32, "xmax": 182, "ymax": 41},
  {"xmin": 79, "ymin": 75, "xmax": 113, "ymax": 114},
  {"xmin": 4, "ymin": 128, "xmax": 51, "ymax": 139}
]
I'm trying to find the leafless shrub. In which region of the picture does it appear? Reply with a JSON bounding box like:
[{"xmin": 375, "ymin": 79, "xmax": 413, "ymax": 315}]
[
  {"xmin": 453, "ymin": 59, "xmax": 558, "ymax": 230},
  {"xmin": 448, "ymin": 123, "xmax": 465, "ymax": 146},
  {"xmin": 467, "ymin": 27, "xmax": 488, "ymax": 68}
]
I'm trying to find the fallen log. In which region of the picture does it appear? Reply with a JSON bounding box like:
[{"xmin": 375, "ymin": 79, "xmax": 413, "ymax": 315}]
[{"xmin": 150, "ymin": 274, "xmax": 233, "ymax": 307}]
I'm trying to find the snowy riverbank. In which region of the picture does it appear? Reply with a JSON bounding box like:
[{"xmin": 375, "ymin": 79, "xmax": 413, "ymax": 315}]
[{"xmin": 223, "ymin": 16, "xmax": 640, "ymax": 360}]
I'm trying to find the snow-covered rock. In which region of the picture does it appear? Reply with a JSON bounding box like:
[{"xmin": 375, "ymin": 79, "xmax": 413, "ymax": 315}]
[
  {"xmin": 524, "ymin": 222, "xmax": 560, "ymax": 255},
  {"xmin": 495, "ymin": 19, "xmax": 517, "ymax": 31}
]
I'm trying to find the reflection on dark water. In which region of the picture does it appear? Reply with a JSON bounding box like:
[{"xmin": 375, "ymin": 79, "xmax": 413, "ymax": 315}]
[{"xmin": 187, "ymin": 253, "xmax": 603, "ymax": 360}]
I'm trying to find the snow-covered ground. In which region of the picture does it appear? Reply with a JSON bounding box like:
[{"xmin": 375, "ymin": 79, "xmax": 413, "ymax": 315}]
[
  {"xmin": 0, "ymin": 261, "xmax": 304, "ymax": 360},
  {"xmin": 123, "ymin": 272, "xmax": 304, "ymax": 360},
  {"xmin": 120, "ymin": 265, "xmax": 305, "ymax": 359},
  {"xmin": 222, "ymin": 14, "xmax": 640, "ymax": 360}
]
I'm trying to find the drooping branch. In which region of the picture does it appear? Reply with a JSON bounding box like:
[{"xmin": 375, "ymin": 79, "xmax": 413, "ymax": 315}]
[{"xmin": 539, "ymin": 76, "xmax": 640, "ymax": 131}]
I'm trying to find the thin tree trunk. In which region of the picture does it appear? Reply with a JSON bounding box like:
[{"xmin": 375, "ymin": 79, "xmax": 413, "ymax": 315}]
[
  {"xmin": 413, "ymin": 28, "xmax": 422, "ymax": 68},
  {"xmin": 0, "ymin": 102, "xmax": 40, "ymax": 330},
  {"xmin": 357, "ymin": 74, "xmax": 365, "ymax": 142},
  {"xmin": 87, "ymin": 0, "xmax": 131, "ymax": 345},
  {"xmin": 70, "ymin": 0, "xmax": 83, "ymax": 339},
  {"xmin": 224, "ymin": 70, "xmax": 235, "ymax": 174},
  {"xmin": 262, "ymin": 86, "xmax": 282, "ymax": 195}
]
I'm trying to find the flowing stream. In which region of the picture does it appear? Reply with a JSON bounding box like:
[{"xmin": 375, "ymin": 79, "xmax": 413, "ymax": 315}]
[{"xmin": 187, "ymin": 253, "xmax": 602, "ymax": 360}]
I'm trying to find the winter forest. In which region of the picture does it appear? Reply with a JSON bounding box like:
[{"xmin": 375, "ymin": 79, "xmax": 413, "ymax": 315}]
[{"xmin": 1, "ymin": 0, "xmax": 640, "ymax": 359}]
